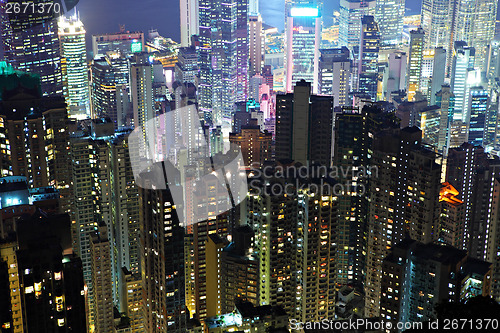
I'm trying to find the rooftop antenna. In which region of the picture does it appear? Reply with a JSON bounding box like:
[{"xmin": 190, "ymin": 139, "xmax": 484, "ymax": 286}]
[{"xmin": 119, "ymin": 24, "xmax": 126, "ymax": 33}]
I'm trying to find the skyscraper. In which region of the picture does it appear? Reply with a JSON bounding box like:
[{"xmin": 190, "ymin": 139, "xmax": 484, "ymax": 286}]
[
  {"xmin": 339, "ymin": 0, "xmax": 376, "ymax": 49},
  {"xmin": 333, "ymin": 105, "xmax": 399, "ymax": 287},
  {"xmin": 140, "ymin": 164, "xmax": 188, "ymax": 332},
  {"xmin": 91, "ymin": 54, "xmax": 131, "ymax": 128},
  {"xmin": 319, "ymin": 47, "xmax": 351, "ymax": 106},
  {"xmin": 365, "ymin": 127, "xmax": 442, "ymax": 317},
  {"xmin": 451, "ymin": 42, "xmax": 476, "ymax": 122},
  {"xmin": 198, "ymin": 0, "xmax": 249, "ymax": 123},
  {"xmin": 454, "ymin": 0, "xmax": 498, "ymax": 71},
  {"xmin": 358, "ymin": 16, "xmax": 380, "ymax": 101},
  {"xmin": 380, "ymin": 240, "xmax": 491, "ymax": 325},
  {"xmin": 58, "ymin": 15, "xmax": 89, "ymax": 119},
  {"xmin": 407, "ymin": 28, "xmax": 425, "ymax": 101},
  {"xmin": 382, "ymin": 51, "xmax": 407, "ymax": 101},
  {"xmin": 275, "ymin": 80, "xmax": 334, "ymax": 166},
  {"xmin": 468, "ymin": 87, "xmax": 489, "ymax": 147},
  {"xmin": 421, "ymin": 0, "xmax": 456, "ymax": 75},
  {"xmin": 180, "ymin": 0, "xmax": 199, "ymax": 47},
  {"xmin": 1, "ymin": 6, "xmax": 62, "ymax": 97},
  {"xmin": 285, "ymin": 4, "xmax": 321, "ymax": 93},
  {"xmin": 374, "ymin": 0, "xmax": 405, "ymax": 46},
  {"xmin": 249, "ymin": 14, "xmax": 265, "ymax": 77},
  {"xmin": 90, "ymin": 224, "xmax": 114, "ymax": 333}
]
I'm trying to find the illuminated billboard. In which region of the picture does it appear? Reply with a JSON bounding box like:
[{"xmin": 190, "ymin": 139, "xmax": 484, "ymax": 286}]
[{"xmin": 290, "ymin": 7, "xmax": 319, "ymax": 18}]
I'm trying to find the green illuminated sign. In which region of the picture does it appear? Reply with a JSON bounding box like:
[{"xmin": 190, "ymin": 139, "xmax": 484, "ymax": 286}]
[{"xmin": 131, "ymin": 42, "xmax": 142, "ymax": 53}]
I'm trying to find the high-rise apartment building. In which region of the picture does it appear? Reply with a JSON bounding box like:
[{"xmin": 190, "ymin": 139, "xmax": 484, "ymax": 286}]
[
  {"xmin": 407, "ymin": 28, "xmax": 425, "ymax": 101},
  {"xmin": 374, "ymin": 0, "xmax": 405, "ymax": 46},
  {"xmin": 245, "ymin": 167, "xmax": 338, "ymax": 322},
  {"xmin": 275, "ymin": 80, "xmax": 334, "ymax": 166},
  {"xmin": 0, "ymin": 212, "xmax": 87, "ymax": 333},
  {"xmin": 140, "ymin": 163, "xmax": 187, "ymax": 332},
  {"xmin": 90, "ymin": 224, "xmax": 114, "ymax": 333},
  {"xmin": 365, "ymin": 127, "xmax": 442, "ymax": 317},
  {"xmin": 439, "ymin": 182, "xmax": 466, "ymax": 249},
  {"xmin": 58, "ymin": 15, "xmax": 89, "ymax": 119},
  {"xmin": 180, "ymin": 0, "xmax": 199, "ymax": 47},
  {"xmin": 0, "ymin": 81, "xmax": 72, "ymax": 213},
  {"xmin": 285, "ymin": 4, "xmax": 321, "ymax": 93},
  {"xmin": 380, "ymin": 240, "xmax": 491, "ymax": 325},
  {"xmin": 358, "ymin": 16, "xmax": 380, "ymax": 101},
  {"xmin": 339, "ymin": 0, "xmax": 376, "ymax": 49},
  {"xmin": 319, "ymin": 47, "xmax": 351, "ymax": 106},
  {"xmin": 334, "ymin": 105, "xmax": 400, "ymax": 288},
  {"xmin": 229, "ymin": 123, "xmax": 272, "ymax": 167}
]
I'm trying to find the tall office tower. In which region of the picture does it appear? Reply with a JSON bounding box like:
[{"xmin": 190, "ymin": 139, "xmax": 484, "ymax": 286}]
[
  {"xmin": 90, "ymin": 224, "xmax": 113, "ymax": 333},
  {"xmin": 407, "ymin": 28, "xmax": 425, "ymax": 102},
  {"xmin": 249, "ymin": 0, "xmax": 259, "ymax": 14},
  {"xmin": 198, "ymin": 0, "xmax": 248, "ymax": 123},
  {"xmin": 446, "ymin": 143, "xmax": 488, "ymax": 251},
  {"xmin": 420, "ymin": 0, "xmax": 456, "ymax": 75},
  {"xmin": 364, "ymin": 127, "xmax": 442, "ymax": 317},
  {"xmin": 454, "ymin": 0, "xmax": 498, "ymax": 71},
  {"xmin": 380, "ymin": 240, "xmax": 491, "ymax": 325},
  {"xmin": 285, "ymin": 5, "xmax": 321, "ymax": 93},
  {"xmin": 429, "ymin": 47, "xmax": 447, "ymax": 104},
  {"xmin": 245, "ymin": 167, "xmax": 338, "ymax": 322},
  {"xmin": 249, "ymin": 15, "xmax": 265, "ymax": 78},
  {"xmin": 180, "ymin": 0, "xmax": 199, "ymax": 47},
  {"xmin": 91, "ymin": 54, "xmax": 131, "ymax": 128},
  {"xmin": 485, "ymin": 82, "xmax": 499, "ymax": 147},
  {"xmin": 418, "ymin": 105, "xmax": 442, "ymax": 147},
  {"xmin": 439, "ymin": 183, "xmax": 466, "ymax": 248},
  {"xmin": 130, "ymin": 53, "xmax": 155, "ymax": 151},
  {"xmin": 175, "ymin": 45, "xmax": 199, "ymax": 85},
  {"xmin": 374, "ymin": 0, "xmax": 405, "ymax": 46},
  {"xmin": 275, "ymin": 80, "xmax": 334, "ymax": 166},
  {"xmin": 58, "ymin": 15, "xmax": 89, "ymax": 119},
  {"xmin": 0, "ymin": 13, "xmax": 62, "ymax": 97},
  {"xmin": 334, "ymin": 105, "xmax": 400, "ymax": 287},
  {"xmin": 319, "ymin": 47, "xmax": 351, "ymax": 106},
  {"xmin": 357, "ymin": 16, "xmax": 380, "ymax": 101},
  {"xmin": 382, "ymin": 51, "xmax": 407, "ymax": 101},
  {"xmin": 0, "ymin": 212, "xmax": 87, "ymax": 333},
  {"xmin": 451, "ymin": 42, "xmax": 476, "ymax": 122},
  {"xmin": 468, "ymin": 87, "xmax": 489, "ymax": 147},
  {"xmin": 229, "ymin": 123, "xmax": 272, "ymax": 167},
  {"xmin": 140, "ymin": 164, "xmax": 187, "ymax": 332},
  {"xmin": 339, "ymin": 0, "xmax": 376, "ymax": 49},
  {"xmin": 92, "ymin": 31, "xmax": 145, "ymax": 58},
  {"xmin": 486, "ymin": 40, "xmax": 500, "ymax": 84},
  {"xmin": 435, "ymin": 85, "xmax": 455, "ymax": 153},
  {"xmin": 0, "ymin": 84, "xmax": 72, "ymax": 212}
]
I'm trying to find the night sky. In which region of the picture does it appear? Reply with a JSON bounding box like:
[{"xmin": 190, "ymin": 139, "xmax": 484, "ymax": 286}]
[{"xmin": 76, "ymin": 0, "xmax": 424, "ymax": 45}]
